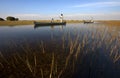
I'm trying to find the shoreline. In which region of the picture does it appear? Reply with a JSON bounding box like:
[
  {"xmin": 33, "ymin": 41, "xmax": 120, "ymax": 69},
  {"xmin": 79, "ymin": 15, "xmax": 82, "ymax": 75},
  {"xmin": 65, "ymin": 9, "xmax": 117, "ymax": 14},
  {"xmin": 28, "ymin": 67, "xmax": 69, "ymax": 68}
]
[{"xmin": 0, "ymin": 20, "xmax": 120, "ymax": 26}]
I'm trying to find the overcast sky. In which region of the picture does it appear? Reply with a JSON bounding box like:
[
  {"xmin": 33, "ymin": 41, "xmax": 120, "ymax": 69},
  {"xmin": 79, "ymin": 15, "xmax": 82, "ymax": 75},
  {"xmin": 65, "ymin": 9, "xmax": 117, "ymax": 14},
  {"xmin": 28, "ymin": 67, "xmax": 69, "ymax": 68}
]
[{"xmin": 0, "ymin": 0, "xmax": 120, "ymax": 20}]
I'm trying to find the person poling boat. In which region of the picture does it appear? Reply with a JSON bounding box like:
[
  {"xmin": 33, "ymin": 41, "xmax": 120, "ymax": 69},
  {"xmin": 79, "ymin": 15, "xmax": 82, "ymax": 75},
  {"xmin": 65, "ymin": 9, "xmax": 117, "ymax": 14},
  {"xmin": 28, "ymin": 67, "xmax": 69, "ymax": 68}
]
[
  {"xmin": 34, "ymin": 14, "xmax": 66, "ymax": 27},
  {"xmin": 60, "ymin": 14, "xmax": 64, "ymax": 23},
  {"xmin": 51, "ymin": 18, "xmax": 54, "ymax": 23}
]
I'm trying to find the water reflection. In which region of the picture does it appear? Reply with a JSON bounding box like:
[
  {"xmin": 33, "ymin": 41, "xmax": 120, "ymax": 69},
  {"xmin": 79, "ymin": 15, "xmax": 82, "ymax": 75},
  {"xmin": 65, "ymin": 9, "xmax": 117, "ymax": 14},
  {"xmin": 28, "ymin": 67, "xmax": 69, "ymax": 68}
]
[
  {"xmin": 34, "ymin": 24, "xmax": 65, "ymax": 30},
  {"xmin": 0, "ymin": 23, "xmax": 120, "ymax": 49},
  {"xmin": 0, "ymin": 23, "xmax": 120, "ymax": 78}
]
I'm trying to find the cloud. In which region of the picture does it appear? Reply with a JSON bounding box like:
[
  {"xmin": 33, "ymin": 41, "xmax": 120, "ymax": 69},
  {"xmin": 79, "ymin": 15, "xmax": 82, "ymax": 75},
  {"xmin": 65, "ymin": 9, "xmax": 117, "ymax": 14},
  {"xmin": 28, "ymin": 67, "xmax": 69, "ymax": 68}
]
[
  {"xmin": 15, "ymin": 14, "xmax": 62, "ymax": 20},
  {"xmin": 14, "ymin": 14, "xmax": 44, "ymax": 20},
  {"xmin": 72, "ymin": 2, "xmax": 120, "ymax": 8},
  {"xmin": 1, "ymin": 12, "xmax": 120, "ymax": 20},
  {"xmin": 65, "ymin": 12, "xmax": 120, "ymax": 20},
  {"xmin": 0, "ymin": 14, "xmax": 61, "ymax": 20}
]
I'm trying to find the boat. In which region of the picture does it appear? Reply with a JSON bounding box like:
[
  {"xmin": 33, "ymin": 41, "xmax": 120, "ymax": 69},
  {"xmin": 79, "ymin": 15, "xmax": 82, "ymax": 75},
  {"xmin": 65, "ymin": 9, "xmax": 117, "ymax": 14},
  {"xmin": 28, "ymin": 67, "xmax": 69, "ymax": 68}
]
[
  {"xmin": 83, "ymin": 17, "xmax": 94, "ymax": 24},
  {"xmin": 83, "ymin": 20, "xmax": 94, "ymax": 24},
  {"xmin": 34, "ymin": 21, "xmax": 66, "ymax": 28},
  {"xmin": 34, "ymin": 14, "xmax": 66, "ymax": 27},
  {"xmin": 34, "ymin": 21, "xmax": 66, "ymax": 26}
]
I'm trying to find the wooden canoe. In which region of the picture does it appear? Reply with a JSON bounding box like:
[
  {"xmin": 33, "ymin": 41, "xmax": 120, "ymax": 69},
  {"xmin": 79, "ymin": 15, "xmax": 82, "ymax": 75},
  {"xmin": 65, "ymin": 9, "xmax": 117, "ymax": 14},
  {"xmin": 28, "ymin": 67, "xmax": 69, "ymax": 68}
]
[{"xmin": 34, "ymin": 22, "xmax": 66, "ymax": 26}]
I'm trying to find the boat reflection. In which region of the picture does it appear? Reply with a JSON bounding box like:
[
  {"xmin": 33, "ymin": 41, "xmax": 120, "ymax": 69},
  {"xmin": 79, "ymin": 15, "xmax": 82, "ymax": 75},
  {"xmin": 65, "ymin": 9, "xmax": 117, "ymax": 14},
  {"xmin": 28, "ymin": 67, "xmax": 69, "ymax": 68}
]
[{"xmin": 34, "ymin": 25, "xmax": 65, "ymax": 30}]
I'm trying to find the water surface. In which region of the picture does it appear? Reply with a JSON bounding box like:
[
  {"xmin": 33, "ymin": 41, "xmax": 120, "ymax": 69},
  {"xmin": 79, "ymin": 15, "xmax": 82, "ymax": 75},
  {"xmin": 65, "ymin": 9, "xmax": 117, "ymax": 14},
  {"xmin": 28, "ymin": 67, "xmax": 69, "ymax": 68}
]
[{"xmin": 0, "ymin": 23, "xmax": 120, "ymax": 78}]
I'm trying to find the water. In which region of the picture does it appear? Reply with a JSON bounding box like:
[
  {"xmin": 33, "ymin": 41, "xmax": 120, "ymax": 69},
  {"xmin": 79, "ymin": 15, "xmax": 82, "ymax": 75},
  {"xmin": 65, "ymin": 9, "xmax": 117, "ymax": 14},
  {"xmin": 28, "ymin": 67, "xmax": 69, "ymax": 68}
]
[
  {"xmin": 0, "ymin": 23, "xmax": 120, "ymax": 50},
  {"xmin": 0, "ymin": 23, "xmax": 120, "ymax": 78}
]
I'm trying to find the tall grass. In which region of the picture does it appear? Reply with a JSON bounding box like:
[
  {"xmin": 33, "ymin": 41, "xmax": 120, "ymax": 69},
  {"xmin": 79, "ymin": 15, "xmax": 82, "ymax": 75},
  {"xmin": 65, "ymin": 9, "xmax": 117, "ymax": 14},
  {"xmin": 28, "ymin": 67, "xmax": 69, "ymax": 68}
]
[{"xmin": 0, "ymin": 24, "xmax": 120, "ymax": 78}]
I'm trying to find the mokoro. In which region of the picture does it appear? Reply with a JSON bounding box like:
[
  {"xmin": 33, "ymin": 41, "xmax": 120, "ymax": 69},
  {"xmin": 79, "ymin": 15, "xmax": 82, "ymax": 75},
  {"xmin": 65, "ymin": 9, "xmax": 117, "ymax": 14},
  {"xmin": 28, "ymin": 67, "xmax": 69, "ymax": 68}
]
[
  {"xmin": 34, "ymin": 22, "xmax": 66, "ymax": 26},
  {"xmin": 83, "ymin": 20, "xmax": 94, "ymax": 24}
]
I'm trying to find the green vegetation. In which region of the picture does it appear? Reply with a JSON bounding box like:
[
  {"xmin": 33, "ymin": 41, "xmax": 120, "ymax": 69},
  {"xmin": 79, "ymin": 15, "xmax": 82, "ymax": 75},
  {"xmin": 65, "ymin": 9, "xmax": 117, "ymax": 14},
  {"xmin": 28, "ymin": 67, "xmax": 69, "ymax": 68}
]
[
  {"xmin": 0, "ymin": 20, "xmax": 120, "ymax": 26},
  {"xmin": 0, "ymin": 20, "xmax": 34, "ymax": 26},
  {"xmin": 6, "ymin": 16, "xmax": 19, "ymax": 21},
  {"xmin": 96, "ymin": 20, "xmax": 120, "ymax": 26},
  {"xmin": 15, "ymin": 18, "xmax": 19, "ymax": 21},
  {"xmin": 0, "ymin": 18, "xmax": 5, "ymax": 21},
  {"xmin": 0, "ymin": 25, "xmax": 119, "ymax": 78}
]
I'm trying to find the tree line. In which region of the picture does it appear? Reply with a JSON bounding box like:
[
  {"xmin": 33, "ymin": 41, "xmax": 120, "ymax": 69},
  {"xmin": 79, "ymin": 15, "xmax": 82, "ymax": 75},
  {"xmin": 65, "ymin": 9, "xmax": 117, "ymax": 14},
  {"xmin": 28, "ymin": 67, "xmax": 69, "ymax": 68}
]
[{"xmin": 0, "ymin": 16, "xmax": 19, "ymax": 21}]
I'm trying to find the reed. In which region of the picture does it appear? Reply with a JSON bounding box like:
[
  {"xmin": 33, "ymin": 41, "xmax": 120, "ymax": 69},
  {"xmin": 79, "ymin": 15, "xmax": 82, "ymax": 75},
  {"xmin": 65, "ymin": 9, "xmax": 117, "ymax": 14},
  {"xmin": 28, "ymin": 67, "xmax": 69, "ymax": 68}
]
[
  {"xmin": 49, "ymin": 53, "xmax": 54, "ymax": 78},
  {"xmin": 41, "ymin": 68, "xmax": 44, "ymax": 78},
  {"xmin": 41, "ymin": 41, "xmax": 45, "ymax": 54},
  {"xmin": 0, "ymin": 24, "xmax": 120, "ymax": 78}
]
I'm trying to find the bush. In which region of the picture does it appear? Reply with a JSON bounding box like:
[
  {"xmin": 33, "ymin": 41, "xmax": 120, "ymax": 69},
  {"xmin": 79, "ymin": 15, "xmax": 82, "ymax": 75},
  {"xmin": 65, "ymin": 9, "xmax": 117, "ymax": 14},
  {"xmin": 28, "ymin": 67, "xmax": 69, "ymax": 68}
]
[
  {"xmin": 15, "ymin": 18, "xmax": 19, "ymax": 21},
  {"xmin": 0, "ymin": 18, "xmax": 5, "ymax": 21},
  {"xmin": 6, "ymin": 16, "xmax": 19, "ymax": 21}
]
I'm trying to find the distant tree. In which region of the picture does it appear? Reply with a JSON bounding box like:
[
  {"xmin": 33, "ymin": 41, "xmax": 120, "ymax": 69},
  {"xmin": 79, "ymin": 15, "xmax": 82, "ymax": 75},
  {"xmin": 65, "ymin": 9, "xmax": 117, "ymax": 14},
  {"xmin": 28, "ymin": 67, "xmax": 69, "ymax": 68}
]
[
  {"xmin": 6, "ymin": 16, "xmax": 16, "ymax": 21},
  {"xmin": 15, "ymin": 18, "xmax": 19, "ymax": 21},
  {"xmin": 0, "ymin": 18, "xmax": 5, "ymax": 21}
]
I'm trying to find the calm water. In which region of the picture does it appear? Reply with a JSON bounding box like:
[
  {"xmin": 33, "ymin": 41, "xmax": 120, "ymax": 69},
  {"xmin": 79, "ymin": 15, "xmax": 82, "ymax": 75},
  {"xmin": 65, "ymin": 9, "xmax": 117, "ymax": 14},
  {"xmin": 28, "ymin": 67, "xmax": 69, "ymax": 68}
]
[
  {"xmin": 0, "ymin": 23, "xmax": 120, "ymax": 49},
  {"xmin": 0, "ymin": 23, "xmax": 120, "ymax": 78}
]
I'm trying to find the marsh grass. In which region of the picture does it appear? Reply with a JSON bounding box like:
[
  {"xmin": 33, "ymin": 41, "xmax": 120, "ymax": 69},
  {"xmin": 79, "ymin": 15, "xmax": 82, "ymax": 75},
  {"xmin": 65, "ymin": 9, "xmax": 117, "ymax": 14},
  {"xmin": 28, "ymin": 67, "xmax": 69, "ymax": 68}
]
[
  {"xmin": 0, "ymin": 20, "xmax": 83, "ymax": 26},
  {"xmin": 0, "ymin": 24, "xmax": 120, "ymax": 78}
]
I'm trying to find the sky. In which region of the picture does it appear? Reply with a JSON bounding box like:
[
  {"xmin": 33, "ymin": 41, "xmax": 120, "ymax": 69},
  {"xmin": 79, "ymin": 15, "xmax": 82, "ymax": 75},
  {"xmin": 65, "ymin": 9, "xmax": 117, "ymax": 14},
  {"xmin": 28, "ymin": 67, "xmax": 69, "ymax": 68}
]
[{"xmin": 0, "ymin": 0, "xmax": 120, "ymax": 20}]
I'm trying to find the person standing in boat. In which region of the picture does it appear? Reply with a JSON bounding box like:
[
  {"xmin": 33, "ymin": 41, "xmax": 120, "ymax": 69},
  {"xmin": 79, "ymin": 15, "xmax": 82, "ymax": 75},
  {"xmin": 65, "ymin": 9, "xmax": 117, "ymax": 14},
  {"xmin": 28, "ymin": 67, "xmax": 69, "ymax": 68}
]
[
  {"xmin": 51, "ymin": 18, "xmax": 54, "ymax": 23},
  {"xmin": 60, "ymin": 14, "xmax": 63, "ymax": 23}
]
